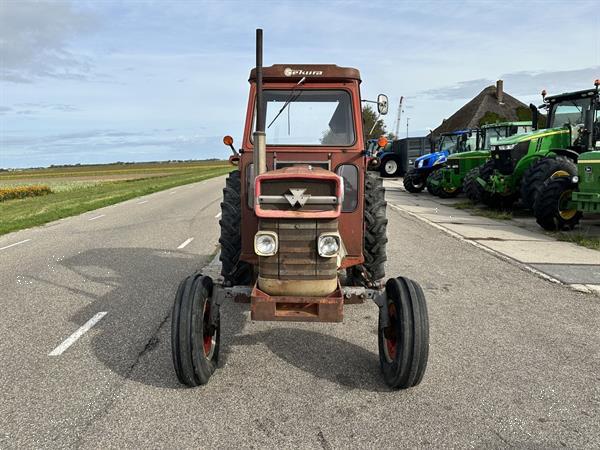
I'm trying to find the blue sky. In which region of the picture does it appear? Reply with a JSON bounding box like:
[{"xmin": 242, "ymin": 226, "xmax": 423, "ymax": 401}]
[{"xmin": 1, "ymin": 0, "xmax": 599, "ymax": 168}]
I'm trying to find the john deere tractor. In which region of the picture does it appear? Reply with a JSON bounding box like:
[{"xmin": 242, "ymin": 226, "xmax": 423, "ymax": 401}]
[
  {"xmin": 534, "ymin": 81, "xmax": 600, "ymax": 230},
  {"xmin": 403, "ymin": 129, "xmax": 479, "ymax": 193},
  {"xmin": 430, "ymin": 121, "xmax": 532, "ymax": 199},
  {"xmin": 470, "ymin": 83, "xmax": 599, "ymax": 209}
]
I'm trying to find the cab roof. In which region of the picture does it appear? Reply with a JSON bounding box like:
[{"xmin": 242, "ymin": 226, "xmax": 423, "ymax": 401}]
[
  {"xmin": 249, "ymin": 64, "xmax": 361, "ymax": 83},
  {"xmin": 481, "ymin": 121, "xmax": 532, "ymax": 128},
  {"xmin": 546, "ymin": 88, "xmax": 598, "ymax": 103}
]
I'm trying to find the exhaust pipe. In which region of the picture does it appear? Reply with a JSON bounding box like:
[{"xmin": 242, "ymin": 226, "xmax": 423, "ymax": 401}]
[{"xmin": 253, "ymin": 28, "xmax": 267, "ymax": 176}]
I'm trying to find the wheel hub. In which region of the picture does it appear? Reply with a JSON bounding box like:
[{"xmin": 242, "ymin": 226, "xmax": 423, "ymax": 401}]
[
  {"xmin": 202, "ymin": 301, "xmax": 216, "ymax": 359},
  {"xmin": 383, "ymin": 302, "xmax": 398, "ymax": 362},
  {"xmin": 385, "ymin": 160, "xmax": 397, "ymax": 174},
  {"xmin": 558, "ymin": 190, "xmax": 577, "ymax": 220}
]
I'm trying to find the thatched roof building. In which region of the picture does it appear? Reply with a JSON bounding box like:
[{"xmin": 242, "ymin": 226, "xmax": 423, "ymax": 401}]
[{"xmin": 432, "ymin": 80, "xmax": 530, "ymax": 137}]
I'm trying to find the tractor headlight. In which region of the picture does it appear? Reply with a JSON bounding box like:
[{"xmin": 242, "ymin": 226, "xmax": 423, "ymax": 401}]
[
  {"xmin": 317, "ymin": 233, "xmax": 340, "ymax": 258},
  {"xmin": 254, "ymin": 231, "xmax": 278, "ymax": 256},
  {"xmin": 572, "ymin": 175, "xmax": 579, "ymax": 183},
  {"xmin": 417, "ymin": 160, "xmax": 424, "ymax": 168},
  {"xmin": 497, "ymin": 144, "xmax": 516, "ymax": 150}
]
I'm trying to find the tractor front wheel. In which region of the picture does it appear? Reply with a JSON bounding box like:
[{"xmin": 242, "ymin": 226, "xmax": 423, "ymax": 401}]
[
  {"xmin": 426, "ymin": 170, "xmax": 444, "ymax": 196},
  {"xmin": 171, "ymin": 273, "xmax": 220, "ymax": 387},
  {"xmin": 378, "ymin": 277, "xmax": 429, "ymax": 389},
  {"xmin": 464, "ymin": 167, "xmax": 484, "ymax": 203},
  {"xmin": 520, "ymin": 156, "xmax": 577, "ymax": 210},
  {"xmin": 533, "ymin": 176, "xmax": 582, "ymax": 231},
  {"xmin": 403, "ymin": 169, "xmax": 425, "ymax": 193}
]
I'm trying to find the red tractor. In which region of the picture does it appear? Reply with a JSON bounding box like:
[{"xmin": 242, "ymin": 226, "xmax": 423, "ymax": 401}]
[{"xmin": 171, "ymin": 30, "xmax": 429, "ymax": 389}]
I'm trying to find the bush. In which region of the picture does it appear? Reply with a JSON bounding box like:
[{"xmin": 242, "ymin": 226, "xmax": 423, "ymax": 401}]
[{"xmin": 0, "ymin": 185, "xmax": 52, "ymax": 202}]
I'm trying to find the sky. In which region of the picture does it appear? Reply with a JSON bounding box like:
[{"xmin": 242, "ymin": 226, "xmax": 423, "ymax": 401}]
[{"xmin": 0, "ymin": 0, "xmax": 599, "ymax": 168}]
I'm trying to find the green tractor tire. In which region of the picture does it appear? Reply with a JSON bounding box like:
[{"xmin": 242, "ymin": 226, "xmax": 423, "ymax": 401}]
[
  {"xmin": 464, "ymin": 167, "xmax": 485, "ymax": 203},
  {"xmin": 426, "ymin": 170, "xmax": 443, "ymax": 196},
  {"xmin": 533, "ymin": 176, "xmax": 582, "ymax": 231},
  {"xmin": 520, "ymin": 156, "xmax": 577, "ymax": 210}
]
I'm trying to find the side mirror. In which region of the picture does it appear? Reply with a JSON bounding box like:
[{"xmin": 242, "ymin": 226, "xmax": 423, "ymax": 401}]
[
  {"xmin": 223, "ymin": 135, "xmax": 238, "ymax": 156},
  {"xmin": 377, "ymin": 94, "xmax": 389, "ymax": 115}
]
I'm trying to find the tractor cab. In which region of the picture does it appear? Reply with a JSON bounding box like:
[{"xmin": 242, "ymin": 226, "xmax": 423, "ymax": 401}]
[{"xmin": 542, "ymin": 86, "xmax": 600, "ymax": 153}]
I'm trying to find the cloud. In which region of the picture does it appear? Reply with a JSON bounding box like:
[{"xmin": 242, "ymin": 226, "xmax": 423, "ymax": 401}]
[
  {"xmin": 0, "ymin": 0, "xmax": 98, "ymax": 83},
  {"xmin": 420, "ymin": 67, "xmax": 600, "ymax": 100}
]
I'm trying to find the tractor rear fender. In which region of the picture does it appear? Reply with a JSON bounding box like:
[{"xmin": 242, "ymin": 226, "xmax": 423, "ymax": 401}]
[{"xmin": 548, "ymin": 148, "xmax": 579, "ymax": 163}]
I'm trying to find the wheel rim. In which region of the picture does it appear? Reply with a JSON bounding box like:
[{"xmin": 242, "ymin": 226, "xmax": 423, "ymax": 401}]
[
  {"xmin": 551, "ymin": 169, "xmax": 570, "ymax": 179},
  {"xmin": 383, "ymin": 302, "xmax": 398, "ymax": 362},
  {"xmin": 202, "ymin": 301, "xmax": 216, "ymax": 359},
  {"xmin": 558, "ymin": 189, "xmax": 576, "ymax": 220},
  {"xmin": 385, "ymin": 160, "xmax": 397, "ymax": 174}
]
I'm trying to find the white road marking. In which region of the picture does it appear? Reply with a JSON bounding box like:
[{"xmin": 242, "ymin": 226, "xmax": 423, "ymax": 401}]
[
  {"xmin": 215, "ymin": 212, "xmax": 222, "ymax": 219},
  {"xmin": 48, "ymin": 312, "xmax": 107, "ymax": 356},
  {"xmin": 137, "ymin": 200, "xmax": 148, "ymax": 205},
  {"xmin": 0, "ymin": 239, "xmax": 31, "ymax": 251},
  {"xmin": 88, "ymin": 214, "xmax": 105, "ymax": 221},
  {"xmin": 177, "ymin": 237, "xmax": 194, "ymax": 249}
]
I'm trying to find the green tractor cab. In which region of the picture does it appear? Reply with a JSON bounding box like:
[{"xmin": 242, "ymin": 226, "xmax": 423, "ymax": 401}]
[
  {"xmin": 431, "ymin": 121, "xmax": 532, "ymax": 199},
  {"xmin": 474, "ymin": 83, "xmax": 599, "ymax": 209}
]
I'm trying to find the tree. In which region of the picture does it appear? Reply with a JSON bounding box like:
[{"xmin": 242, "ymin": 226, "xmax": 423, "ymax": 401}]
[{"xmin": 362, "ymin": 105, "xmax": 395, "ymax": 140}]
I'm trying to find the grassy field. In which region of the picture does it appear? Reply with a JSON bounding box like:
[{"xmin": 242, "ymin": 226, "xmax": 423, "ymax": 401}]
[{"xmin": 0, "ymin": 161, "xmax": 232, "ymax": 236}]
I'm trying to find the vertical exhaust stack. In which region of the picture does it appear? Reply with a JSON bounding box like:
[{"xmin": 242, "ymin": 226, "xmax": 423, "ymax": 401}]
[{"xmin": 253, "ymin": 28, "xmax": 267, "ymax": 176}]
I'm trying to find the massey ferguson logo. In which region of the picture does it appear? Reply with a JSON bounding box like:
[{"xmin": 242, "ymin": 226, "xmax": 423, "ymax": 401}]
[
  {"xmin": 284, "ymin": 67, "xmax": 323, "ymax": 77},
  {"xmin": 285, "ymin": 188, "xmax": 311, "ymax": 207}
]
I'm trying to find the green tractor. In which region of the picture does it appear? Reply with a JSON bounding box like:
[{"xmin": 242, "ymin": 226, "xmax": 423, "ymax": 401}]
[
  {"xmin": 429, "ymin": 121, "xmax": 532, "ymax": 199},
  {"xmin": 534, "ymin": 83, "xmax": 600, "ymax": 230},
  {"xmin": 468, "ymin": 83, "xmax": 600, "ymax": 209}
]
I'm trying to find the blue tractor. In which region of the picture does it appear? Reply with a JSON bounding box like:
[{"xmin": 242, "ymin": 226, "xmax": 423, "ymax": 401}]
[{"xmin": 403, "ymin": 129, "xmax": 480, "ymax": 193}]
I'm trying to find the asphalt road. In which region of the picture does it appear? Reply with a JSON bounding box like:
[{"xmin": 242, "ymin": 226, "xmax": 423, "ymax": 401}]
[{"xmin": 0, "ymin": 175, "xmax": 598, "ymax": 448}]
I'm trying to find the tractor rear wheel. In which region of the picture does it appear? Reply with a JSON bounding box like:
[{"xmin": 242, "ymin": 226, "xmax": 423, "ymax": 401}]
[
  {"xmin": 171, "ymin": 273, "xmax": 220, "ymax": 387},
  {"xmin": 426, "ymin": 170, "xmax": 442, "ymax": 196},
  {"xmin": 379, "ymin": 277, "xmax": 429, "ymax": 389},
  {"xmin": 464, "ymin": 167, "xmax": 484, "ymax": 203},
  {"xmin": 380, "ymin": 156, "xmax": 401, "ymax": 177},
  {"xmin": 349, "ymin": 172, "xmax": 387, "ymax": 286},
  {"xmin": 219, "ymin": 170, "xmax": 252, "ymax": 286},
  {"xmin": 533, "ymin": 176, "xmax": 582, "ymax": 231},
  {"xmin": 403, "ymin": 169, "xmax": 425, "ymax": 193},
  {"xmin": 520, "ymin": 156, "xmax": 577, "ymax": 210}
]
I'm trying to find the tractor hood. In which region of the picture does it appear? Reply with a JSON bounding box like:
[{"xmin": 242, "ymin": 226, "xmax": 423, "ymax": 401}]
[
  {"xmin": 415, "ymin": 151, "xmax": 447, "ymax": 168},
  {"xmin": 447, "ymin": 150, "xmax": 490, "ymax": 161},
  {"xmin": 494, "ymin": 127, "xmax": 569, "ymax": 146}
]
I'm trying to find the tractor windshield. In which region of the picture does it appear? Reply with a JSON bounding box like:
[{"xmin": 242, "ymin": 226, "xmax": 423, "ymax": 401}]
[
  {"xmin": 259, "ymin": 89, "xmax": 355, "ymax": 146},
  {"xmin": 482, "ymin": 126, "xmax": 511, "ymax": 149},
  {"xmin": 548, "ymin": 97, "xmax": 591, "ymax": 128},
  {"xmin": 438, "ymin": 134, "xmax": 459, "ymax": 153}
]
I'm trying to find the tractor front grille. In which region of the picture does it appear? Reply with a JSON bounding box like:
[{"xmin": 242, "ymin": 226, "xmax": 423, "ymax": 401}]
[
  {"xmin": 258, "ymin": 219, "xmax": 338, "ymax": 280},
  {"xmin": 257, "ymin": 179, "xmax": 338, "ymax": 213},
  {"xmin": 492, "ymin": 150, "xmax": 514, "ymax": 175}
]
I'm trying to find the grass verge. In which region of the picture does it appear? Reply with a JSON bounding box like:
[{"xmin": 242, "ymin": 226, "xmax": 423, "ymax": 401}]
[
  {"xmin": 554, "ymin": 232, "xmax": 600, "ymax": 251},
  {"xmin": 0, "ymin": 166, "xmax": 232, "ymax": 236},
  {"xmin": 452, "ymin": 201, "xmax": 513, "ymax": 220}
]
